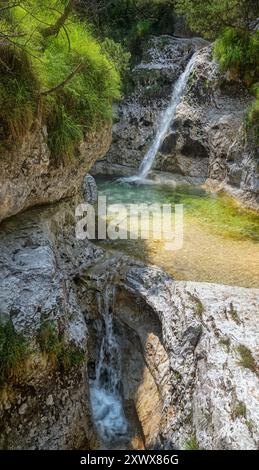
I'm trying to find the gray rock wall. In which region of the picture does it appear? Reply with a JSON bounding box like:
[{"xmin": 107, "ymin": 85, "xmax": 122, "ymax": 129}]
[{"xmin": 0, "ymin": 125, "xmax": 111, "ymax": 223}]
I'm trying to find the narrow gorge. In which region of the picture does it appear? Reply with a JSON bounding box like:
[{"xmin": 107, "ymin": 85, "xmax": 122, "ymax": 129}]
[{"xmin": 0, "ymin": 0, "xmax": 258, "ymax": 453}]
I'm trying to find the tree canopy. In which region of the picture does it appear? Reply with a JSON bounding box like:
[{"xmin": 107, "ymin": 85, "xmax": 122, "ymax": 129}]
[{"xmin": 175, "ymin": 0, "xmax": 259, "ymax": 39}]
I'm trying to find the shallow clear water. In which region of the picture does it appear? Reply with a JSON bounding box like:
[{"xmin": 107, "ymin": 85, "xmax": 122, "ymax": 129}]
[{"xmin": 95, "ymin": 176, "xmax": 259, "ymax": 288}]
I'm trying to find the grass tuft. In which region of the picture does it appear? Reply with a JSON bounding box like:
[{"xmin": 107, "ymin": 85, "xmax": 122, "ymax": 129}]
[
  {"xmin": 233, "ymin": 400, "xmax": 246, "ymax": 419},
  {"xmin": 38, "ymin": 321, "xmax": 84, "ymax": 371},
  {"xmin": 0, "ymin": 320, "xmax": 30, "ymax": 386},
  {"xmin": 184, "ymin": 435, "xmax": 200, "ymax": 450},
  {"xmin": 237, "ymin": 344, "xmax": 257, "ymax": 373},
  {"xmin": 228, "ymin": 303, "xmax": 240, "ymax": 325}
]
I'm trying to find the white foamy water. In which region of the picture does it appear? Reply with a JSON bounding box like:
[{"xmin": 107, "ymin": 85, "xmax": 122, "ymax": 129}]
[
  {"xmin": 90, "ymin": 285, "xmax": 129, "ymax": 447},
  {"xmin": 90, "ymin": 387, "xmax": 129, "ymax": 447},
  {"xmin": 120, "ymin": 51, "xmax": 199, "ymax": 183}
]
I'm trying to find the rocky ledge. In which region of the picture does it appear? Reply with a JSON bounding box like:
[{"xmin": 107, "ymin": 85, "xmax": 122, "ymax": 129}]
[{"xmin": 0, "ymin": 125, "xmax": 111, "ymax": 223}]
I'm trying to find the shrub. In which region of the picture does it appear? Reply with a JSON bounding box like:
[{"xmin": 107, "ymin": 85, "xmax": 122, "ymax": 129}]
[
  {"xmin": 214, "ymin": 28, "xmax": 259, "ymax": 87},
  {"xmin": 0, "ymin": 1, "xmax": 121, "ymax": 158},
  {"xmin": 0, "ymin": 320, "xmax": 30, "ymax": 385},
  {"xmin": 101, "ymin": 38, "xmax": 131, "ymax": 77}
]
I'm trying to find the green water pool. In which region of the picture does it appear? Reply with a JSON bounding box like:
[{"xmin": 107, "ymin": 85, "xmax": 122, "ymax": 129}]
[{"xmin": 95, "ymin": 176, "xmax": 259, "ymax": 288}]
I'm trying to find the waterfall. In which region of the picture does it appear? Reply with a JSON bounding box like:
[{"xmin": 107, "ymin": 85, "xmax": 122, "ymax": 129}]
[
  {"xmin": 95, "ymin": 285, "xmax": 121, "ymax": 393},
  {"xmin": 90, "ymin": 284, "xmax": 129, "ymax": 448},
  {"xmin": 121, "ymin": 51, "xmax": 199, "ymax": 183}
]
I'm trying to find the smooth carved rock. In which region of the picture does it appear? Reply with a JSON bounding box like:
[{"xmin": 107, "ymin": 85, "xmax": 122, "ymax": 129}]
[{"xmin": 85, "ymin": 256, "xmax": 259, "ymax": 450}]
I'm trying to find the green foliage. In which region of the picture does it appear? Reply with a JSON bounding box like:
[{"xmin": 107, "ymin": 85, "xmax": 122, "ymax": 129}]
[
  {"xmin": 0, "ymin": 0, "xmax": 120, "ymax": 158},
  {"xmin": 175, "ymin": 0, "xmax": 258, "ymax": 39},
  {"xmin": 237, "ymin": 344, "xmax": 257, "ymax": 372},
  {"xmin": 0, "ymin": 320, "xmax": 30, "ymax": 385},
  {"xmin": 214, "ymin": 28, "xmax": 259, "ymax": 86},
  {"xmin": 45, "ymin": 101, "xmax": 84, "ymax": 160},
  {"xmin": 79, "ymin": 0, "xmax": 176, "ymax": 48},
  {"xmin": 233, "ymin": 400, "xmax": 246, "ymax": 419},
  {"xmin": 38, "ymin": 321, "xmax": 84, "ymax": 371},
  {"xmin": 0, "ymin": 45, "xmax": 37, "ymax": 144},
  {"xmin": 184, "ymin": 435, "xmax": 200, "ymax": 450},
  {"xmin": 101, "ymin": 38, "xmax": 131, "ymax": 77}
]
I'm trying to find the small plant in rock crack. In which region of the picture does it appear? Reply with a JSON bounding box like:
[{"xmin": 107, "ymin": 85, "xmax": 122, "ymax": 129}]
[
  {"xmin": 219, "ymin": 337, "xmax": 231, "ymax": 352},
  {"xmin": 38, "ymin": 321, "xmax": 84, "ymax": 371},
  {"xmin": 184, "ymin": 435, "xmax": 200, "ymax": 450},
  {"xmin": 228, "ymin": 302, "xmax": 241, "ymax": 324},
  {"xmin": 187, "ymin": 291, "xmax": 204, "ymax": 318},
  {"xmin": 237, "ymin": 344, "xmax": 257, "ymax": 373},
  {"xmin": 233, "ymin": 400, "xmax": 246, "ymax": 419},
  {"xmin": 246, "ymin": 420, "xmax": 253, "ymax": 434},
  {"xmin": 173, "ymin": 370, "xmax": 182, "ymax": 381}
]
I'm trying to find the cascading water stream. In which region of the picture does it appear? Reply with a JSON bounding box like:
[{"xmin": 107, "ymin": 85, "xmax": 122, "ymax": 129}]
[
  {"xmin": 89, "ymin": 284, "xmax": 129, "ymax": 448},
  {"xmin": 120, "ymin": 51, "xmax": 199, "ymax": 184}
]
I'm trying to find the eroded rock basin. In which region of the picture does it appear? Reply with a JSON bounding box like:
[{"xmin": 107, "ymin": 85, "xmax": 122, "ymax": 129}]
[{"xmin": 96, "ymin": 175, "xmax": 259, "ymax": 288}]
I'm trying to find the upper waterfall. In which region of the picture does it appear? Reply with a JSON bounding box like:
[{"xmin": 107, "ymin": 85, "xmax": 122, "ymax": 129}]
[{"xmin": 121, "ymin": 50, "xmax": 199, "ymax": 184}]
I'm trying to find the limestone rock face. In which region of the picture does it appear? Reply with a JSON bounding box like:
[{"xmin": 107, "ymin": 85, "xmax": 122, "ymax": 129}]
[
  {"xmin": 0, "ymin": 125, "xmax": 111, "ymax": 223},
  {"xmin": 0, "ymin": 201, "xmax": 103, "ymax": 449},
  {"xmin": 169, "ymin": 47, "xmax": 259, "ymax": 209},
  {"xmin": 120, "ymin": 265, "xmax": 259, "ymax": 450},
  {"xmin": 82, "ymin": 174, "xmax": 98, "ymax": 204}
]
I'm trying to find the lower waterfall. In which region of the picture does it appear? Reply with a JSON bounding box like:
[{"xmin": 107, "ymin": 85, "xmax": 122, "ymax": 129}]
[{"xmin": 89, "ymin": 284, "xmax": 129, "ymax": 448}]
